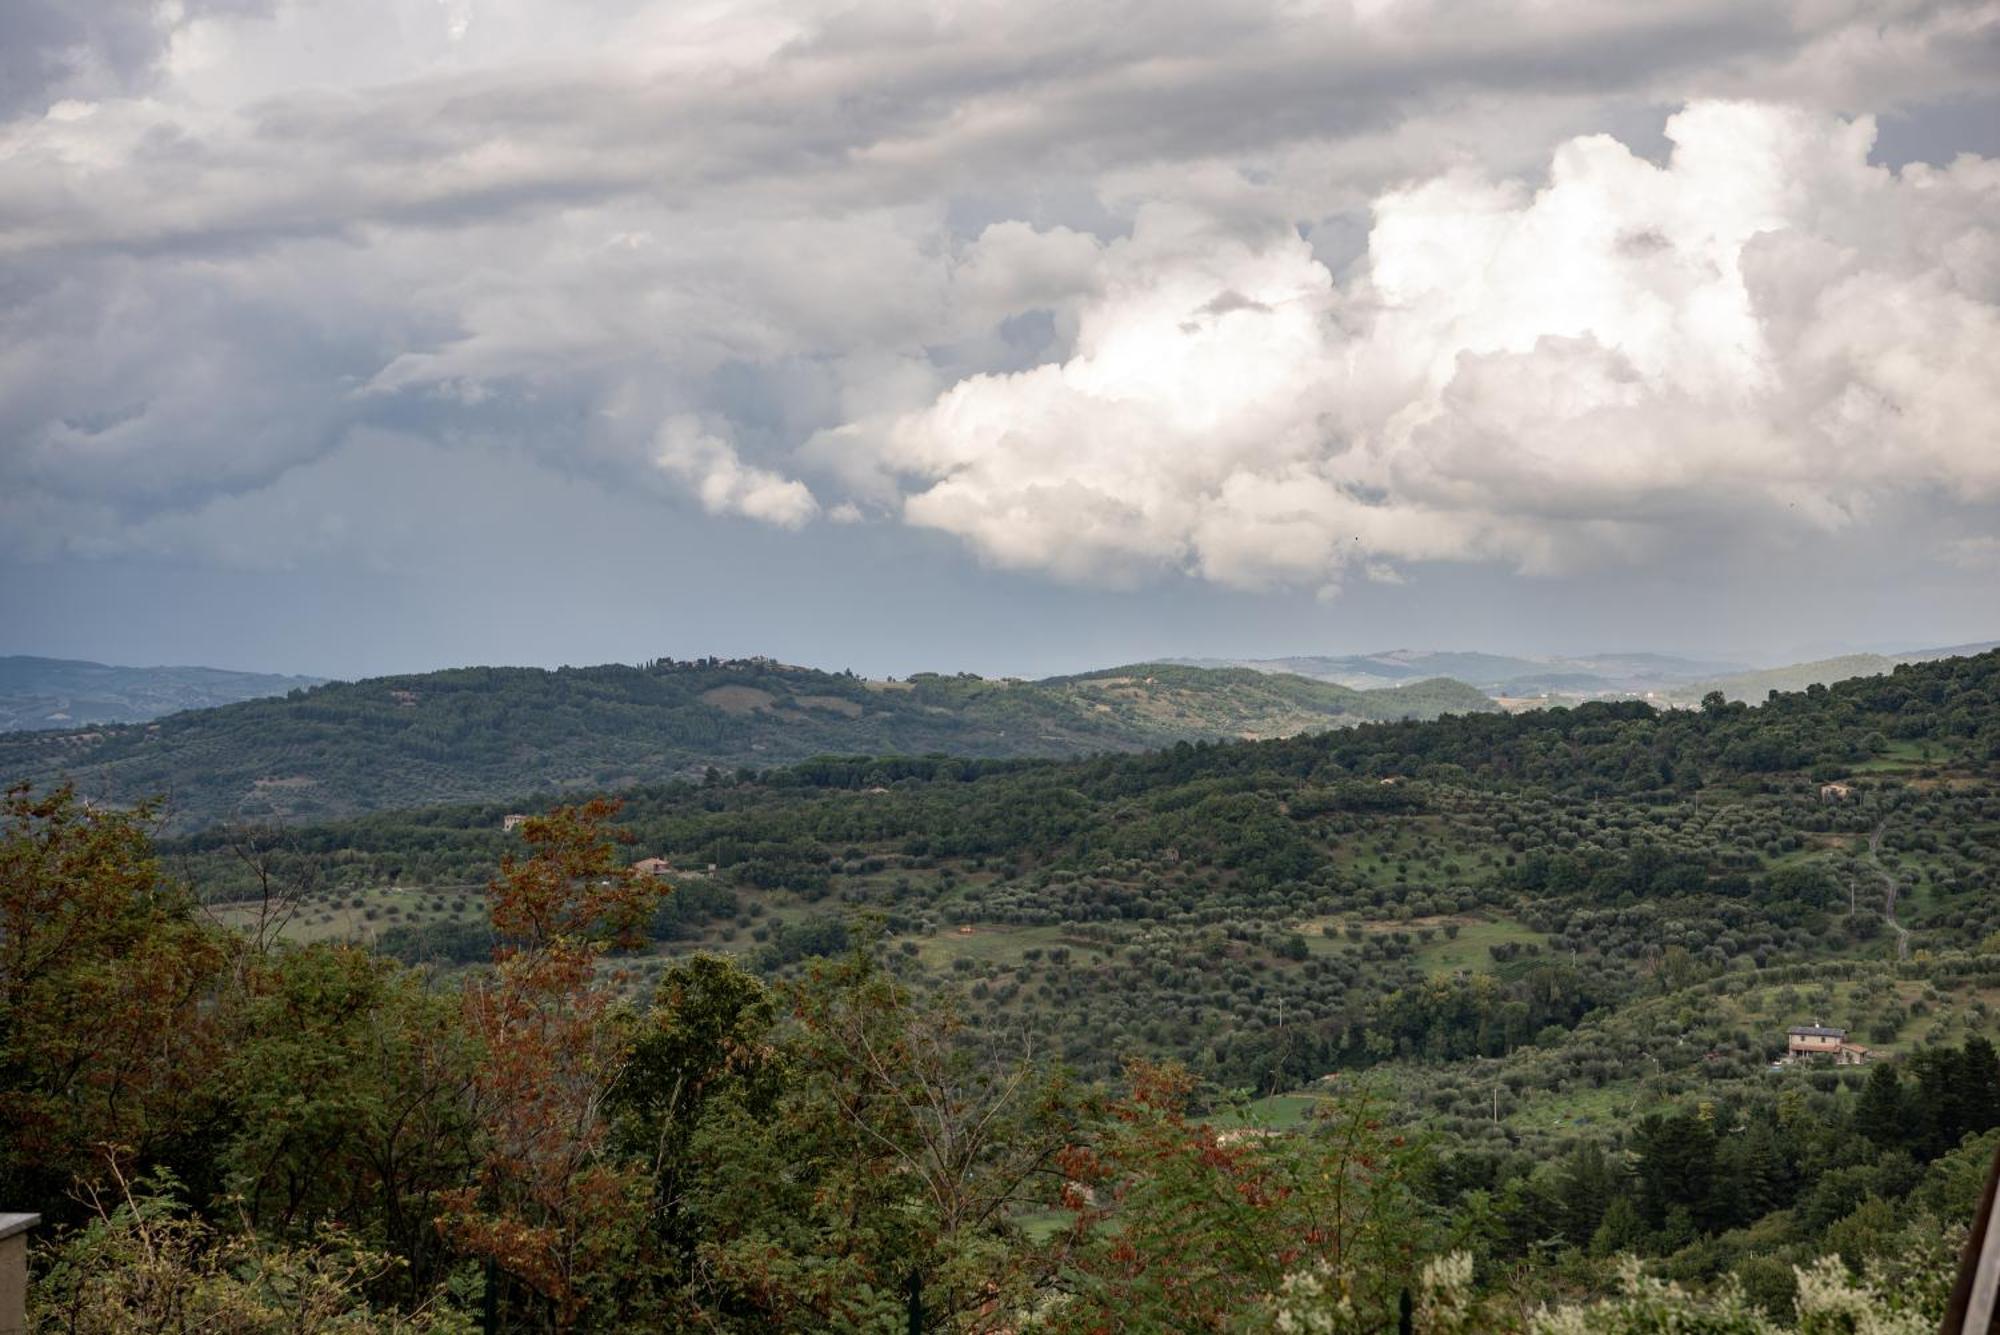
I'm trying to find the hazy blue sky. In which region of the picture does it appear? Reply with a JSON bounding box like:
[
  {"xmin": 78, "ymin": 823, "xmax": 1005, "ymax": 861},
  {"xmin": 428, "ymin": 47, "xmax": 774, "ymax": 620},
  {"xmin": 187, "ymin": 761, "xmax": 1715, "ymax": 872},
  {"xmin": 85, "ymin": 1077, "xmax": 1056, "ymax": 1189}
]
[{"xmin": 3, "ymin": 1, "xmax": 1997, "ymax": 679}]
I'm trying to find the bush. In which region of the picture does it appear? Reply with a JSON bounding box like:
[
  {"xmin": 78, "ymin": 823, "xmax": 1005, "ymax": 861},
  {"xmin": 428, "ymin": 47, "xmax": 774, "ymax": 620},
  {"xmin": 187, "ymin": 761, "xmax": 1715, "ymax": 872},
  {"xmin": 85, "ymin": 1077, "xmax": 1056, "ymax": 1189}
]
[{"xmin": 32, "ymin": 1168, "xmax": 473, "ymax": 1333}]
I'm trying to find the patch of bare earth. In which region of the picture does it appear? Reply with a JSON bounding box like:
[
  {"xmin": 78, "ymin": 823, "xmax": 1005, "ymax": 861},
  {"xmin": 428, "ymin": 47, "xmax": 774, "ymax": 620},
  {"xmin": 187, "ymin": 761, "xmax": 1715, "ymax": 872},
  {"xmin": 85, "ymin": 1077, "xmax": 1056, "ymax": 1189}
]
[{"xmin": 700, "ymin": 685, "xmax": 777, "ymax": 715}]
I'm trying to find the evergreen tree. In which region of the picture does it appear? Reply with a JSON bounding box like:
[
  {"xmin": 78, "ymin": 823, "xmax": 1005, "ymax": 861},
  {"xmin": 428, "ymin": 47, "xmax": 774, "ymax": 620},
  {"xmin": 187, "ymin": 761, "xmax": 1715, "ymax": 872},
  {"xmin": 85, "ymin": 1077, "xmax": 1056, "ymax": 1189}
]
[
  {"xmin": 1960, "ymin": 1036, "xmax": 2000, "ymax": 1135},
  {"xmin": 1853, "ymin": 1061, "xmax": 1906, "ymax": 1148},
  {"xmin": 1555, "ymin": 1141, "xmax": 1621, "ymax": 1245},
  {"xmin": 1588, "ymin": 1194, "xmax": 1646, "ymax": 1258},
  {"xmin": 1633, "ymin": 1110, "xmax": 1718, "ymax": 1229}
]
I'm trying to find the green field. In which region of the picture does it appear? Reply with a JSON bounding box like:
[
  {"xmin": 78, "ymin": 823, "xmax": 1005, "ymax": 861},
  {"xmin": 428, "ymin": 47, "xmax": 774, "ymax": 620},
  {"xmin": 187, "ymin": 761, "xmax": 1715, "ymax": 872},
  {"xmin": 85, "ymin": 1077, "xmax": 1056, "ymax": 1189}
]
[
  {"xmin": 1851, "ymin": 739, "xmax": 1942, "ymax": 772},
  {"xmin": 1410, "ymin": 915, "xmax": 1546, "ymax": 976},
  {"xmin": 1210, "ymin": 1091, "xmax": 1340, "ymax": 1128},
  {"xmin": 207, "ymin": 883, "xmax": 487, "ymax": 945},
  {"xmin": 906, "ymin": 922, "xmax": 1080, "ymax": 970}
]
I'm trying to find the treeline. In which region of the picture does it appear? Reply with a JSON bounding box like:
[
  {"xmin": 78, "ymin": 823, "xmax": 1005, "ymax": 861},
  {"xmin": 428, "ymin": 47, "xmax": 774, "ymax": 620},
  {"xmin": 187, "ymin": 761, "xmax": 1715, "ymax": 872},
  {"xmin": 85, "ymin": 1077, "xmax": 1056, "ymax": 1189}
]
[
  {"xmin": 166, "ymin": 649, "xmax": 2000, "ymax": 899},
  {"xmin": 0, "ymin": 658, "xmax": 1500, "ymax": 832}
]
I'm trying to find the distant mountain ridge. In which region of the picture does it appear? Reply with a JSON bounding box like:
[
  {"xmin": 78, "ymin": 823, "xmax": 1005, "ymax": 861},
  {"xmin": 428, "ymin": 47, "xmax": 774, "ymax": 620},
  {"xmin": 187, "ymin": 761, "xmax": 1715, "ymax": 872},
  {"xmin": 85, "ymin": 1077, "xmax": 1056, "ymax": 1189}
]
[
  {"xmin": 1171, "ymin": 642, "xmax": 1998, "ymax": 705},
  {"xmin": 0, "ymin": 656, "xmax": 324, "ymax": 732},
  {"xmin": 1165, "ymin": 649, "xmax": 1745, "ymax": 696},
  {"xmin": 0, "ymin": 657, "xmax": 1498, "ymax": 831}
]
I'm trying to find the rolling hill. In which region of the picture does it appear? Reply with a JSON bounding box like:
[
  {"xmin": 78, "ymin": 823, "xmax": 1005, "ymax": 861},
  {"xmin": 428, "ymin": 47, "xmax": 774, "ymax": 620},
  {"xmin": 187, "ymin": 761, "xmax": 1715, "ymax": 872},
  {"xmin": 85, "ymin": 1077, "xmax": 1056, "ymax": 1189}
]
[
  {"xmin": 1668, "ymin": 641, "xmax": 2000, "ymax": 704},
  {"xmin": 0, "ymin": 655, "xmax": 324, "ymax": 732},
  {"xmin": 0, "ymin": 657, "xmax": 1496, "ymax": 831}
]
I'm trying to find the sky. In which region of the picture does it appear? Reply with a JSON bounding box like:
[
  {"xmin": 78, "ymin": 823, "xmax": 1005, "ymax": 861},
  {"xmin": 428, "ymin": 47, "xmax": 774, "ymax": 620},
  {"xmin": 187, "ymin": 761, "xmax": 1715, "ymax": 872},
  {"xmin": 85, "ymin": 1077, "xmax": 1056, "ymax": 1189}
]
[{"xmin": 2, "ymin": 1, "xmax": 1998, "ymax": 681}]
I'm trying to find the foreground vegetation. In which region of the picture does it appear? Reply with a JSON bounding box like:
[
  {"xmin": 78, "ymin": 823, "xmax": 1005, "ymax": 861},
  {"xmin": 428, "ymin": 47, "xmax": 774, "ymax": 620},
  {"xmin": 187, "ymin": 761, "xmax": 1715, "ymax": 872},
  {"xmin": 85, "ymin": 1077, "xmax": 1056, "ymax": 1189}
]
[
  {"xmin": 6, "ymin": 648, "xmax": 2000, "ymax": 1329},
  {"xmin": 7, "ymin": 787, "xmax": 1988, "ymax": 1332}
]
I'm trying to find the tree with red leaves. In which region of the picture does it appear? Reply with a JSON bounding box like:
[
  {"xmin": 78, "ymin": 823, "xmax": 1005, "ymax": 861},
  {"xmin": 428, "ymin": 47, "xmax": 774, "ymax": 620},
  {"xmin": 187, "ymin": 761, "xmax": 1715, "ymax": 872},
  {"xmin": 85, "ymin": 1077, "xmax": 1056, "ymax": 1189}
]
[{"xmin": 436, "ymin": 798, "xmax": 666, "ymax": 1330}]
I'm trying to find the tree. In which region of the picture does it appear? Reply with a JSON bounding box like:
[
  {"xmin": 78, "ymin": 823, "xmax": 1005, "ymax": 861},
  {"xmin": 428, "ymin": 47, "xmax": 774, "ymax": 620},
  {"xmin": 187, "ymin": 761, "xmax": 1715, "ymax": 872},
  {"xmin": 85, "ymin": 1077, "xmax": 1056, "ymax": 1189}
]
[
  {"xmin": 1048, "ymin": 1063, "xmax": 1437, "ymax": 1332},
  {"xmin": 436, "ymin": 799, "xmax": 666, "ymax": 1330},
  {"xmin": 1853, "ymin": 1063, "xmax": 1905, "ymax": 1148},
  {"xmin": 1589, "ymin": 1195, "xmax": 1647, "ymax": 1258},
  {"xmin": 689, "ymin": 949, "xmax": 1086, "ymax": 1330},
  {"xmin": 604, "ymin": 954, "xmax": 782, "ymax": 1320},
  {"xmin": 1631, "ymin": 1110, "xmax": 1717, "ymax": 1230},
  {"xmin": 0, "ymin": 783, "xmax": 234, "ymax": 1210},
  {"xmin": 220, "ymin": 942, "xmax": 481, "ymax": 1301},
  {"xmin": 1958, "ymin": 1037, "xmax": 2000, "ymax": 1135},
  {"xmin": 1553, "ymin": 1141, "xmax": 1621, "ymax": 1246}
]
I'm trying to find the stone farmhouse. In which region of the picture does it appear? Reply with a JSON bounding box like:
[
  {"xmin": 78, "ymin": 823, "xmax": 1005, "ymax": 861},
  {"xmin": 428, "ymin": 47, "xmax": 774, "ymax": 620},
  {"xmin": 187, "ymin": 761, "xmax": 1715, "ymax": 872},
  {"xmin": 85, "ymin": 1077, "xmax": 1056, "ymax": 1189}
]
[{"xmin": 1788, "ymin": 1023, "xmax": 1871, "ymax": 1065}]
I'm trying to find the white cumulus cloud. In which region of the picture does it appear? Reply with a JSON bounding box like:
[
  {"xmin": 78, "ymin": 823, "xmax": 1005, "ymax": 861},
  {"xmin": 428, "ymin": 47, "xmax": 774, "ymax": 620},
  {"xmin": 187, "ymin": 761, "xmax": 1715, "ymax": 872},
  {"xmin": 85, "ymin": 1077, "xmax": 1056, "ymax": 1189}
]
[
  {"xmin": 850, "ymin": 101, "xmax": 2000, "ymax": 588},
  {"xmin": 654, "ymin": 416, "xmax": 819, "ymax": 528}
]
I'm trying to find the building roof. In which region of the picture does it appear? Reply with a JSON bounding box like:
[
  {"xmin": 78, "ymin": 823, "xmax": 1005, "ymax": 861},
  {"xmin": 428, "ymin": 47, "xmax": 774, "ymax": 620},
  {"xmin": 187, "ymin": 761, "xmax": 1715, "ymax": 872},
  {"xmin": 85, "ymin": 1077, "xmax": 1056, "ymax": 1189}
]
[{"xmin": 1790, "ymin": 1025, "xmax": 1847, "ymax": 1038}]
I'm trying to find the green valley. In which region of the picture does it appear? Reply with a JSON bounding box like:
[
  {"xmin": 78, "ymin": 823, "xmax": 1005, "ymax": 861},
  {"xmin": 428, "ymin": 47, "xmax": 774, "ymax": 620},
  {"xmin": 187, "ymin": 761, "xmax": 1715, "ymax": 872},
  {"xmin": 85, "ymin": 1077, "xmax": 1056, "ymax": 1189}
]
[{"xmin": 10, "ymin": 648, "xmax": 2000, "ymax": 1331}]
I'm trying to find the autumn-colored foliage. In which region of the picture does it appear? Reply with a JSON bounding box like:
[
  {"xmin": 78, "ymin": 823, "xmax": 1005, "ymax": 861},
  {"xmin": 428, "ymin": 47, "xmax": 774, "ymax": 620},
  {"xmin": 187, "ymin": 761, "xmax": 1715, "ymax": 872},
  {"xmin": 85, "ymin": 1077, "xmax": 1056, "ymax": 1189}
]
[
  {"xmin": 0, "ymin": 783, "xmax": 234, "ymax": 1205},
  {"xmin": 436, "ymin": 799, "xmax": 666, "ymax": 1329},
  {"xmin": 485, "ymin": 796, "xmax": 654, "ymax": 952},
  {"xmin": 1046, "ymin": 1061, "xmax": 1436, "ymax": 1332}
]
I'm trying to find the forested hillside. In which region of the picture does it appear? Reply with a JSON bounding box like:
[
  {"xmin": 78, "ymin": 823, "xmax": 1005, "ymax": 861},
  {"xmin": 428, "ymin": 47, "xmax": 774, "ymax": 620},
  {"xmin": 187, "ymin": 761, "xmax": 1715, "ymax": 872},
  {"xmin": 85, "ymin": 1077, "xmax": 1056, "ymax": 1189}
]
[
  {"xmin": 175, "ymin": 648, "xmax": 2000, "ymax": 1094},
  {"xmin": 0, "ymin": 657, "xmax": 1492, "ymax": 831}
]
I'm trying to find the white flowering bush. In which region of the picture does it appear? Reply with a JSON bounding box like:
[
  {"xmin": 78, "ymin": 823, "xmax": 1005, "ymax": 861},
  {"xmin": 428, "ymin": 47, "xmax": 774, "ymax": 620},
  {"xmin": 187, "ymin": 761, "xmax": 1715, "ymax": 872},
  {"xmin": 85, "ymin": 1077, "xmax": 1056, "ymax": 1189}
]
[
  {"xmin": 1265, "ymin": 1250, "xmax": 1491, "ymax": 1334},
  {"xmin": 1531, "ymin": 1258, "xmax": 1775, "ymax": 1335},
  {"xmin": 1267, "ymin": 1260, "xmax": 1361, "ymax": 1335},
  {"xmin": 1790, "ymin": 1257, "xmax": 1932, "ymax": 1335},
  {"xmin": 1257, "ymin": 1227, "xmax": 1956, "ymax": 1333},
  {"xmin": 1531, "ymin": 1246, "xmax": 1951, "ymax": 1335}
]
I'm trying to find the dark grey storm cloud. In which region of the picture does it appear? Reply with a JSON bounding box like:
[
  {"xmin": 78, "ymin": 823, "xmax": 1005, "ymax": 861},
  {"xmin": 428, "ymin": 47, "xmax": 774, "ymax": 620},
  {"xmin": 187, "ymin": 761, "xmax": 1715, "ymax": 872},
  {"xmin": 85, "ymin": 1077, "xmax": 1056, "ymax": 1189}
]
[
  {"xmin": 1, "ymin": 0, "xmax": 1996, "ymax": 675},
  {"xmin": 0, "ymin": 0, "xmax": 273, "ymax": 116}
]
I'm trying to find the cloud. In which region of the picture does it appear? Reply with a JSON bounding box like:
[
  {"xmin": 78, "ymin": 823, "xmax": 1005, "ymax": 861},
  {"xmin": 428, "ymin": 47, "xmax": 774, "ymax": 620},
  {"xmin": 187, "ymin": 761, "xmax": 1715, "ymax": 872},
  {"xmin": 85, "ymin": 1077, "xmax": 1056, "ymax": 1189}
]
[
  {"xmin": 852, "ymin": 101, "xmax": 2000, "ymax": 586},
  {"xmin": 1, "ymin": 0, "xmax": 1996, "ymax": 587},
  {"xmin": 0, "ymin": 1, "xmax": 278, "ymax": 118},
  {"xmin": 653, "ymin": 417, "xmax": 819, "ymax": 528},
  {"xmin": 3, "ymin": 2, "xmax": 1992, "ymax": 260}
]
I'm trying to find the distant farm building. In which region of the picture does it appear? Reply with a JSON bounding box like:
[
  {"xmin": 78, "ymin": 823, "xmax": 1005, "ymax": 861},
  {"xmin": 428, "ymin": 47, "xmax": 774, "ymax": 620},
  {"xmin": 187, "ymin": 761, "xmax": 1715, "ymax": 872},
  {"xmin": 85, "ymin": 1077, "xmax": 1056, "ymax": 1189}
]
[
  {"xmin": 1788, "ymin": 1024, "xmax": 1870, "ymax": 1065},
  {"xmin": 1819, "ymin": 782, "xmax": 1854, "ymax": 802},
  {"xmin": 631, "ymin": 857, "xmax": 675, "ymax": 878},
  {"xmin": 501, "ymin": 814, "xmax": 529, "ymax": 832}
]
